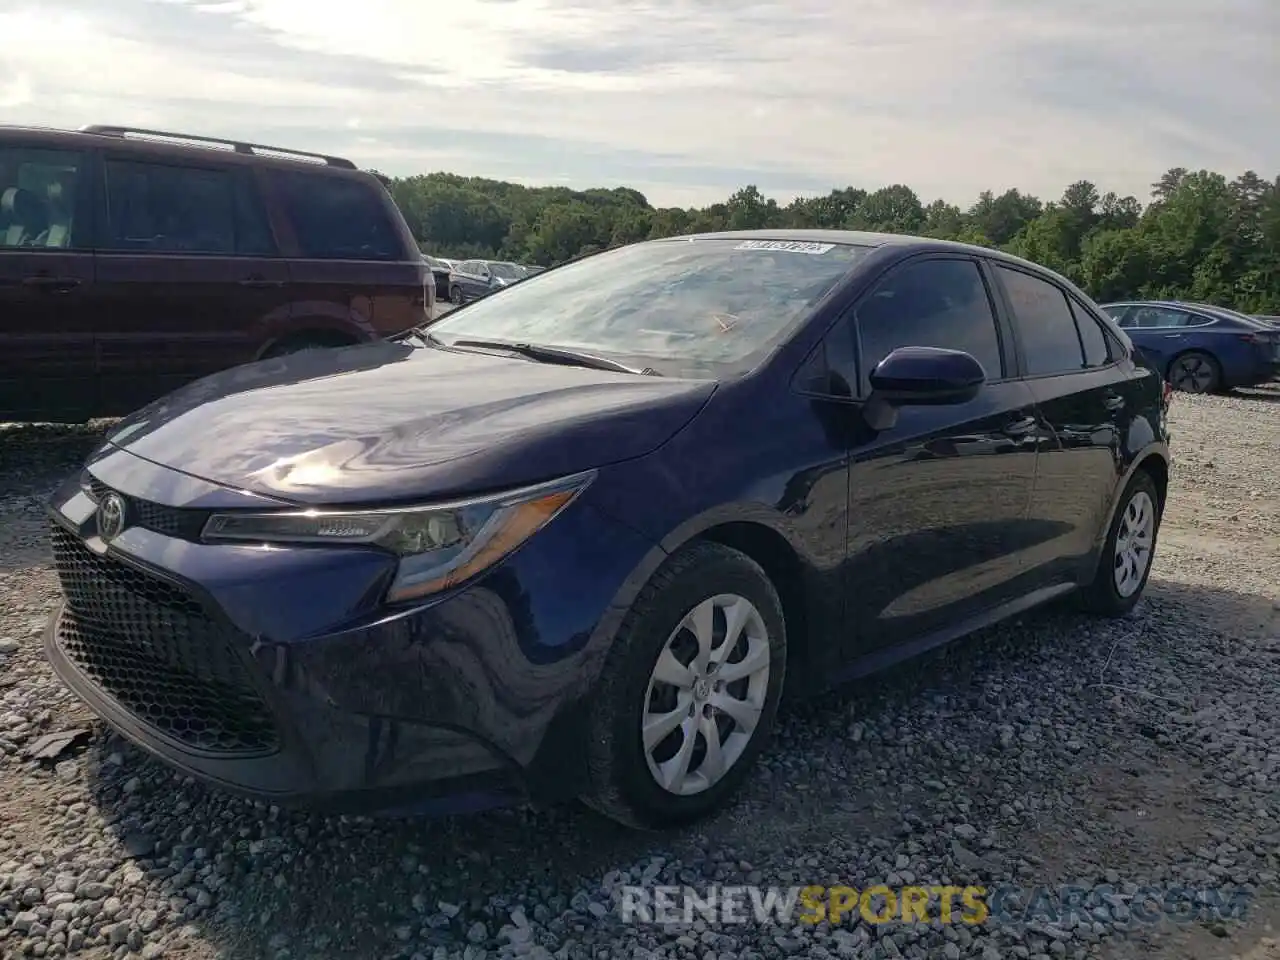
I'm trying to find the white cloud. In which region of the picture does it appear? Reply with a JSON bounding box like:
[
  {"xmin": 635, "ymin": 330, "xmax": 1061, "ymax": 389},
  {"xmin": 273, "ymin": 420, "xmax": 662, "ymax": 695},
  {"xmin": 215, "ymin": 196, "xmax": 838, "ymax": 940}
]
[{"xmin": 1, "ymin": 0, "xmax": 1275, "ymax": 206}]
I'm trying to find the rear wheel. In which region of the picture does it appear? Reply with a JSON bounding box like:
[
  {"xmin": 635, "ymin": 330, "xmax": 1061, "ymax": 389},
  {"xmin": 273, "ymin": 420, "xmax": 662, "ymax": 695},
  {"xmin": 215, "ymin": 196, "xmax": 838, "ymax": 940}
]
[
  {"xmin": 582, "ymin": 542, "xmax": 786, "ymax": 829},
  {"xmin": 1079, "ymin": 470, "xmax": 1162, "ymax": 616},
  {"xmin": 1167, "ymin": 351, "xmax": 1220, "ymax": 393}
]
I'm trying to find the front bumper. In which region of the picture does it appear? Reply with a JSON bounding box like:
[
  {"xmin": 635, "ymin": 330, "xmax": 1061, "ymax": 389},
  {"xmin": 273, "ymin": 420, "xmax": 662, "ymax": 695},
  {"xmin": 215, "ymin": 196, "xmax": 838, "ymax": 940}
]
[{"xmin": 43, "ymin": 446, "xmax": 657, "ymax": 814}]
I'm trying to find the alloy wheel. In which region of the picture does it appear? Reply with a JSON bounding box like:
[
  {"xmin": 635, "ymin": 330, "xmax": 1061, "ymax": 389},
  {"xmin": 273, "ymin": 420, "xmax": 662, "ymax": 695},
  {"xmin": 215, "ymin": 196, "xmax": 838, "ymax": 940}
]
[
  {"xmin": 641, "ymin": 594, "xmax": 771, "ymax": 796},
  {"xmin": 1169, "ymin": 355, "xmax": 1215, "ymax": 393},
  {"xmin": 1113, "ymin": 490, "xmax": 1155, "ymax": 598}
]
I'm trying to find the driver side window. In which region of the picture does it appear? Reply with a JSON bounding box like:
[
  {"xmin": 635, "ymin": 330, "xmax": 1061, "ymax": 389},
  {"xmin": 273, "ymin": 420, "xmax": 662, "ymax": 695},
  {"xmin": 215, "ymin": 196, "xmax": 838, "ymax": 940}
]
[{"xmin": 853, "ymin": 258, "xmax": 1004, "ymax": 395}]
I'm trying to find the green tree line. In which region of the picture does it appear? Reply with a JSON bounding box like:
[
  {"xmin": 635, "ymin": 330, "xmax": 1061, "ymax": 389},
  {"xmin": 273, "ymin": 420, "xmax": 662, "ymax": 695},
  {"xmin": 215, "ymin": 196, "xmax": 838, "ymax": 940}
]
[{"xmin": 384, "ymin": 167, "xmax": 1280, "ymax": 313}]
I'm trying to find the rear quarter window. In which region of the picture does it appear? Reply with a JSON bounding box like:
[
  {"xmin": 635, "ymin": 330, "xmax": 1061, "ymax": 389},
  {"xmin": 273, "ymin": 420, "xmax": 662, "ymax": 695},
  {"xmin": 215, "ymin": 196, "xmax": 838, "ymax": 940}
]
[{"xmin": 268, "ymin": 170, "xmax": 405, "ymax": 261}]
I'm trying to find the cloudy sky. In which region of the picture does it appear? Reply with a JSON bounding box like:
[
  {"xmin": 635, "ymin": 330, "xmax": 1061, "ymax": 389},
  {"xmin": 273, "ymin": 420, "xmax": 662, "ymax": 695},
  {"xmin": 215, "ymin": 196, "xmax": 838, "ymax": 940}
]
[{"xmin": 1, "ymin": 0, "xmax": 1276, "ymax": 208}]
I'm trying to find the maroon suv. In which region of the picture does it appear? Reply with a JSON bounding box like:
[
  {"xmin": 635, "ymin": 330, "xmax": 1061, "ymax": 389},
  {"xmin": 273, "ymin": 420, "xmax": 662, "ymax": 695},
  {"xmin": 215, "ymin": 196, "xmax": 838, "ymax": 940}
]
[{"xmin": 0, "ymin": 124, "xmax": 431, "ymax": 423}]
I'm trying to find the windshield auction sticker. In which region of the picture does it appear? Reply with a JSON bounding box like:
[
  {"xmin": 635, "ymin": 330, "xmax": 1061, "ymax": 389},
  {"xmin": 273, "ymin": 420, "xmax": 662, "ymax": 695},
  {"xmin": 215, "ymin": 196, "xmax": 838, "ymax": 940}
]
[{"xmin": 734, "ymin": 240, "xmax": 836, "ymax": 254}]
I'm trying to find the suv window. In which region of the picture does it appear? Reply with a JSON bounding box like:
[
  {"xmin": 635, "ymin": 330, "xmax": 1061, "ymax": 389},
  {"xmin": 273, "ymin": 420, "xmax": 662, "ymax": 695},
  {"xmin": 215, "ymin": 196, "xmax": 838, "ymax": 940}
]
[
  {"xmin": 1069, "ymin": 298, "xmax": 1113, "ymax": 368},
  {"xmin": 0, "ymin": 146, "xmax": 85, "ymax": 249},
  {"xmin": 854, "ymin": 258, "xmax": 1004, "ymax": 394},
  {"xmin": 104, "ymin": 160, "xmax": 236, "ymax": 254},
  {"xmin": 995, "ymin": 266, "xmax": 1083, "ymax": 376},
  {"xmin": 267, "ymin": 170, "xmax": 402, "ymax": 261}
]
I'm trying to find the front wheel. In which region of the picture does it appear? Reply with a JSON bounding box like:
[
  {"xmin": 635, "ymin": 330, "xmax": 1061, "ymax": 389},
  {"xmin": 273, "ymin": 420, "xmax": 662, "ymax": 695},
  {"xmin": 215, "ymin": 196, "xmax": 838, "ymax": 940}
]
[
  {"xmin": 1079, "ymin": 470, "xmax": 1162, "ymax": 616},
  {"xmin": 582, "ymin": 542, "xmax": 786, "ymax": 829},
  {"xmin": 450, "ymin": 285, "xmax": 464, "ymax": 305}
]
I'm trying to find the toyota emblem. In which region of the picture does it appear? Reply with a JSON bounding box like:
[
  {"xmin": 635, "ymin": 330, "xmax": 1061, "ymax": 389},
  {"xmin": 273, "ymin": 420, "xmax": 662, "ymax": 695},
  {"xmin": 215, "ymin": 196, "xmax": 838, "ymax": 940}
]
[{"xmin": 98, "ymin": 492, "xmax": 127, "ymax": 542}]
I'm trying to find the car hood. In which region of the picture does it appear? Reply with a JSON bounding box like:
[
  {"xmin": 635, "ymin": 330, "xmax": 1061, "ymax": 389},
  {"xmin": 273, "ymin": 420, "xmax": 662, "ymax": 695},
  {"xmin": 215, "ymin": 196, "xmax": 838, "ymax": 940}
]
[{"xmin": 103, "ymin": 338, "xmax": 716, "ymax": 505}]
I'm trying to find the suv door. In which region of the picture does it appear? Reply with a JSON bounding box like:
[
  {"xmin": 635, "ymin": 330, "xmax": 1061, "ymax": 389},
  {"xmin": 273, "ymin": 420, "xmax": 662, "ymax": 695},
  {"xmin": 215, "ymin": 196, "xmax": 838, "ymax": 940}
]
[
  {"xmin": 0, "ymin": 140, "xmax": 97, "ymax": 421},
  {"xmin": 990, "ymin": 264, "xmax": 1131, "ymax": 588},
  {"xmin": 94, "ymin": 155, "xmax": 292, "ymax": 415},
  {"xmin": 841, "ymin": 255, "xmax": 1041, "ymax": 658}
]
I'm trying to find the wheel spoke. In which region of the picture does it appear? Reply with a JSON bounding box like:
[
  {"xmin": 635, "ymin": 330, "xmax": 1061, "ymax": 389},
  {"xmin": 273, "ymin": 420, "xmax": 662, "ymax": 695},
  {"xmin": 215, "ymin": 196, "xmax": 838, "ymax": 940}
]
[
  {"xmin": 657, "ymin": 717, "xmax": 697, "ymax": 790},
  {"xmin": 710, "ymin": 692, "xmax": 762, "ymax": 734},
  {"xmin": 643, "ymin": 696, "xmax": 690, "ymax": 751},
  {"xmin": 715, "ymin": 598, "xmax": 752, "ymax": 663},
  {"xmin": 688, "ymin": 599, "xmax": 715, "ymax": 674},
  {"xmin": 698, "ymin": 714, "xmax": 725, "ymax": 785},
  {"xmin": 652, "ymin": 647, "xmax": 694, "ymax": 689},
  {"xmin": 717, "ymin": 636, "xmax": 770, "ymax": 683}
]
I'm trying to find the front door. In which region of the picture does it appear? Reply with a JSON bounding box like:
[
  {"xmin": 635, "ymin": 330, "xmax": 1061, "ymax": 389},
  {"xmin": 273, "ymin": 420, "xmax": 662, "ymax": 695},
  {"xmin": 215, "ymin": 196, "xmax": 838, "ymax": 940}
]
[
  {"xmin": 0, "ymin": 141, "xmax": 97, "ymax": 421},
  {"xmin": 842, "ymin": 255, "xmax": 1041, "ymax": 659}
]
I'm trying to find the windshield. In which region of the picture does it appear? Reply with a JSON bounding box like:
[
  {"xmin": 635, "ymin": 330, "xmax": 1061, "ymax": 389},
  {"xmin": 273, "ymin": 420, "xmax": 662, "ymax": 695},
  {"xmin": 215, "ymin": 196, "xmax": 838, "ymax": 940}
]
[
  {"xmin": 490, "ymin": 262, "xmax": 524, "ymax": 280},
  {"xmin": 431, "ymin": 238, "xmax": 869, "ymax": 377}
]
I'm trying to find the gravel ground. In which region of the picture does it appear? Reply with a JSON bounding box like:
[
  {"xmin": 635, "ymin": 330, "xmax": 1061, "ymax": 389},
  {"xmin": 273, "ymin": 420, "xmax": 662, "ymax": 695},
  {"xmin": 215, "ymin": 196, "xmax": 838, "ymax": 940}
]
[{"xmin": 2, "ymin": 386, "xmax": 1279, "ymax": 960}]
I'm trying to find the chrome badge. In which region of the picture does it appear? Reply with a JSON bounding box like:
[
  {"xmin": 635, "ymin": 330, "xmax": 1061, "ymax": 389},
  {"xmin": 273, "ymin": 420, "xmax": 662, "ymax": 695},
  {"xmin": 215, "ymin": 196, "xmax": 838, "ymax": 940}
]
[{"xmin": 98, "ymin": 492, "xmax": 127, "ymax": 542}]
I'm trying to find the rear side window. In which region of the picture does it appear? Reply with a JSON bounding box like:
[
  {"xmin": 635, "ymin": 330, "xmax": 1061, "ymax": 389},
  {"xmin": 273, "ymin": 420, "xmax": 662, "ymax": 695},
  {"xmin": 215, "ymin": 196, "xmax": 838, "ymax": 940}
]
[
  {"xmin": 104, "ymin": 160, "xmax": 235, "ymax": 254},
  {"xmin": 854, "ymin": 258, "xmax": 1004, "ymax": 393},
  {"xmin": 995, "ymin": 266, "xmax": 1083, "ymax": 376},
  {"xmin": 0, "ymin": 145, "xmax": 86, "ymax": 250},
  {"xmin": 268, "ymin": 170, "xmax": 403, "ymax": 261},
  {"xmin": 1069, "ymin": 299, "xmax": 1113, "ymax": 368}
]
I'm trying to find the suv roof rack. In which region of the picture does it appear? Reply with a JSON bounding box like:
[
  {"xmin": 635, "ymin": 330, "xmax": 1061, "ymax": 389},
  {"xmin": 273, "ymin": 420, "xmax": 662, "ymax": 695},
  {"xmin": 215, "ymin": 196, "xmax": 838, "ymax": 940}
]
[{"xmin": 79, "ymin": 125, "xmax": 357, "ymax": 169}]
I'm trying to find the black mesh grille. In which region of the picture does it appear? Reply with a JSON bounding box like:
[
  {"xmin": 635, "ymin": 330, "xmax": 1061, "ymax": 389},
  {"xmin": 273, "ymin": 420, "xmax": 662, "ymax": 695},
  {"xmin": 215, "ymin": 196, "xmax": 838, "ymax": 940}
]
[
  {"xmin": 81, "ymin": 472, "xmax": 211, "ymax": 541},
  {"xmin": 51, "ymin": 524, "xmax": 278, "ymax": 755}
]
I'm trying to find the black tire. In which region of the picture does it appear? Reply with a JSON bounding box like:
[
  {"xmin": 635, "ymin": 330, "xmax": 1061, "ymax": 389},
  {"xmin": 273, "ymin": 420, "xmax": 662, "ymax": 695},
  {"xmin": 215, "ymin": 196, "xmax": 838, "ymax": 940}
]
[
  {"xmin": 1167, "ymin": 351, "xmax": 1220, "ymax": 394},
  {"xmin": 581, "ymin": 541, "xmax": 787, "ymax": 829},
  {"xmin": 1078, "ymin": 469, "xmax": 1162, "ymax": 617},
  {"xmin": 450, "ymin": 285, "xmax": 464, "ymax": 305}
]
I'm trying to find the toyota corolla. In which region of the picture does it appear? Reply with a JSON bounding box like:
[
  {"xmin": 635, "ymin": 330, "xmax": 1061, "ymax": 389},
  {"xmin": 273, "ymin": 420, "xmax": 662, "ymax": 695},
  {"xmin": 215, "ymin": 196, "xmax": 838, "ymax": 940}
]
[{"xmin": 44, "ymin": 231, "xmax": 1171, "ymax": 828}]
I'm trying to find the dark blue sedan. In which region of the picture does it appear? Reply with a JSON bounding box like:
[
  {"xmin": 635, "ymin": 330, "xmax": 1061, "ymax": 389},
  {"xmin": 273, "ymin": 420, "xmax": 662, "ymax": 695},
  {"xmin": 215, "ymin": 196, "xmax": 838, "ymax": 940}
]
[
  {"xmin": 1099, "ymin": 300, "xmax": 1280, "ymax": 393},
  {"xmin": 45, "ymin": 231, "xmax": 1171, "ymax": 828}
]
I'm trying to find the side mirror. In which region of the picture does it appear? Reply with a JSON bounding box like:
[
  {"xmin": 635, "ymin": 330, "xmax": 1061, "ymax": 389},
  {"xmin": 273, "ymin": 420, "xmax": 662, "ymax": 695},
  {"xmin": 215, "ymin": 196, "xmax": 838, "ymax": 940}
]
[{"xmin": 869, "ymin": 346, "xmax": 986, "ymax": 406}]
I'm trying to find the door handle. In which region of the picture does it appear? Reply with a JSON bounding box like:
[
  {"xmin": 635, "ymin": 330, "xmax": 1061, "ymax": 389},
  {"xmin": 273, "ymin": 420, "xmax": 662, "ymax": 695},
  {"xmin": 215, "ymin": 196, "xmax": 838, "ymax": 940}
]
[
  {"xmin": 1103, "ymin": 394, "xmax": 1125, "ymax": 411},
  {"xmin": 1162, "ymin": 334, "xmax": 1183, "ymax": 339},
  {"xmin": 22, "ymin": 275, "xmax": 81, "ymax": 292},
  {"xmin": 239, "ymin": 276, "xmax": 285, "ymax": 288},
  {"xmin": 1002, "ymin": 415, "xmax": 1038, "ymax": 437}
]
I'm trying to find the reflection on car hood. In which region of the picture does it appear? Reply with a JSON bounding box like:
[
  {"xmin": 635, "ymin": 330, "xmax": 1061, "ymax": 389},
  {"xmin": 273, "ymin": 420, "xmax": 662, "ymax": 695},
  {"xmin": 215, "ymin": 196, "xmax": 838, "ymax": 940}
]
[{"xmin": 104, "ymin": 339, "xmax": 716, "ymax": 504}]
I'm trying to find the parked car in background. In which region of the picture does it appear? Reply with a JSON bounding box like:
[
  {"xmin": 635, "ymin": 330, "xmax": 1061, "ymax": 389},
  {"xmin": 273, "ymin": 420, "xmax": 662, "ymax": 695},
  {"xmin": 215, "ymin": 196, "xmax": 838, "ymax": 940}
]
[
  {"xmin": 522, "ymin": 264, "xmax": 547, "ymax": 275},
  {"xmin": 1099, "ymin": 300, "xmax": 1280, "ymax": 393},
  {"xmin": 421, "ymin": 254, "xmax": 454, "ymax": 301},
  {"xmin": 446, "ymin": 259, "xmax": 527, "ymax": 304},
  {"xmin": 46, "ymin": 230, "xmax": 1170, "ymax": 829},
  {"xmin": 1254, "ymin": 315, "xmax": 1280, "ymax": 329},
  {"xmin": 0, "ymin": 124, "xmax": 429, "ymax": 423}
]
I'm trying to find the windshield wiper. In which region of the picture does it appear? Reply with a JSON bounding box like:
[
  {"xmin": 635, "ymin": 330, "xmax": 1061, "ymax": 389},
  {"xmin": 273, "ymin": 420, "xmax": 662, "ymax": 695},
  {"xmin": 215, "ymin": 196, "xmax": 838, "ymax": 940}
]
[{"xmin": 446, "ymin": 338, "xmax": 660, "ymax": 376}]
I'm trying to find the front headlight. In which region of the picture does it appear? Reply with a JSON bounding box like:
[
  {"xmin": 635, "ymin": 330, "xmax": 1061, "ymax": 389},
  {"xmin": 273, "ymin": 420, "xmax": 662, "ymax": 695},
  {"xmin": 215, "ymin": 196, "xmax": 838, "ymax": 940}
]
[{"xmin": 202, "ymin": 471, "xmax": 594, "ymax": 603}]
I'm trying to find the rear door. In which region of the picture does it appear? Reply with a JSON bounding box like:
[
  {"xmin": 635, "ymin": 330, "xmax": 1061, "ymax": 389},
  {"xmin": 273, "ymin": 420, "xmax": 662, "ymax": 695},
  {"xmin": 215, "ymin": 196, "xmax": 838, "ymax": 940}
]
[
  {"xmin": 0, "ymin": 140, "xmax": 97, "ymax": 421},
  {"xmin": 990, "ymin": 264, "xmax": 1128, "ymax": 588},
  {"xmin": 264, "ymin": 168, "xmax": 426, "ymax": 341},
  {"xmin": 843, "ymin": 255, "xmax": 1041, "ymax": 657},
  {"xmin": 94, "ymin": 156, "xmax": 292, "ymax": 415}
]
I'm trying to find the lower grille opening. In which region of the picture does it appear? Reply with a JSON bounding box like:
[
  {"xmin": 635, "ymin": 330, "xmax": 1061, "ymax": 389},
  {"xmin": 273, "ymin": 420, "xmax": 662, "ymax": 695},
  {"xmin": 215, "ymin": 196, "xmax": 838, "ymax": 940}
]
[
  {"xmin": 56, "ymin": 615, "xmax": 278, "ymax": 755},
  {"xmin": 50, "ymin": 524, "xmax": 278, "ymax": 756}
]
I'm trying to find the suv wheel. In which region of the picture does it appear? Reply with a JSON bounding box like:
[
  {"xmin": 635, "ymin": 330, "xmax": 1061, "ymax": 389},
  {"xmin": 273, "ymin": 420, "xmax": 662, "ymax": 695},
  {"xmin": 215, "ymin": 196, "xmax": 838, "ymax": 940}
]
[
  {"xmin": 582, "ymin": 542, "xmax": 786, "ymax": 829},
  {"xmin": 450, "ymin": 286, "xmax": 464, "ymax": 305}
]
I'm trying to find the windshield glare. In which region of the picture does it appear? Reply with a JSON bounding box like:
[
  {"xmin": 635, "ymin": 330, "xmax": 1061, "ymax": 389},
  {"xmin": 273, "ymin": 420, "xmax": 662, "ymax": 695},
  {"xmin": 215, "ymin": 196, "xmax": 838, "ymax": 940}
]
[{"xmin": 432, "ymin": 239, "xmax": 868, "ymax": 376}]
